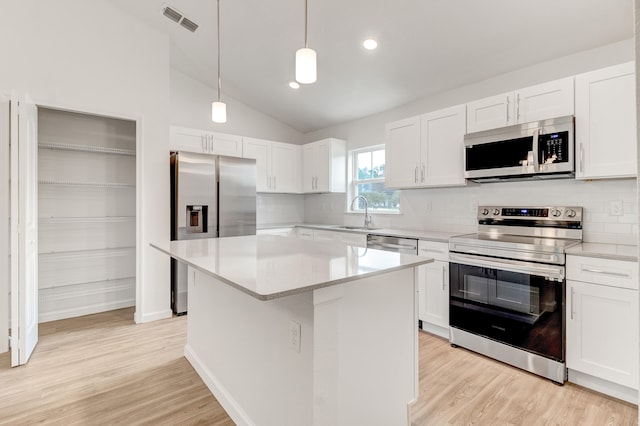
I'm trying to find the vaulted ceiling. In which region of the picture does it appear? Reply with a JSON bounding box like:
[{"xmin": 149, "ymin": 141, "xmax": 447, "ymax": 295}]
[{"xmin": 109, "ymin": 0, "xmax": 634, "ymax": 133}]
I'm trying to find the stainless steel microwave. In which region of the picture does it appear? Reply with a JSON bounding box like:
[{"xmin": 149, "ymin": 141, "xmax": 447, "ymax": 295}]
[{"xmin": 464, "ymin": 116, "xmax": 575, "ymax": 182}]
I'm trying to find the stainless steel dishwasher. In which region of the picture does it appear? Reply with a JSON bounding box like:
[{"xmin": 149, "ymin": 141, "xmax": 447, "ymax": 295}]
[{"xmin": 366, "ymin": 234, "xmax": 418, "ymax": 255}]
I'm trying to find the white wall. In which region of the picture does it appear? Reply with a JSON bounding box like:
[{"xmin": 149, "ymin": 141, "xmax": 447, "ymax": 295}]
[
  {"xmin": 0, "ymin": 0, "xmax": 171, "ymax": 323},
  {"xmin": 304, "ymin": 39, "xmax": 638, "ymax": 245},
  {"xmin": 171, "ymin": 69, "xmax": 305, "ymax": 144}
]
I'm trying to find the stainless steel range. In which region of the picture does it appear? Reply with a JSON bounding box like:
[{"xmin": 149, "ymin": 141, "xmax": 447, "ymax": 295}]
[{"xmin": 448, "ymin": 206, "xmax": 583, "ymax": 383}]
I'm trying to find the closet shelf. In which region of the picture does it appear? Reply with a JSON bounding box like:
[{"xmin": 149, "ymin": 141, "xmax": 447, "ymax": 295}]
[
  {"xmin": 39, "ymin": 180, "xmax": 135, "ymax": 188},
  {"xmin": 39, "ymin": 142, "xmax": 135, "ymax": 156},
  {"xmin": 39, "ymin": 216, "xmax": 135, "ymax": 224},
  {"xmin": 39, "ymin": 246, "xmax": 136, "ymax": 258}
]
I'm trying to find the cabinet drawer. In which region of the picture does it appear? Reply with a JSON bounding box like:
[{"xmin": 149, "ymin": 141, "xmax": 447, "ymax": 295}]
[
  {"xmin": 567, "ymin": 256, "xmax": 638, "ymax": 290},
  {"xmin": 418, "ymin": 240, "xmax": 449, "ymax": 262},
  {"xmin": 337, "ymin": 232, "xmax": 367, "ymax": 247},
  {"xmin": 296, "ymin": 228, "xmax": 314, "ymax": 240},
  {"xmin": 313, "ymin": 230, "xmax": 338, "ymax": 241}
]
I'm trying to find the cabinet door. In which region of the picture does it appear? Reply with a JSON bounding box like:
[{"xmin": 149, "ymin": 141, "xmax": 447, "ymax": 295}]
[
  {"xmin": 243, "ymin": 137, "xmax": 272, "ymax": 192},
  {"xmin": 418, "ymin": 261, "xmax": 449, "ymax": 337},
  {"xmin": 516, "ymin": 77, "xmax": 574, "ymax": 124},
  {"xmin": 170, "ymin": 126, "xmax": 207, "ymax": 153},
  {"xmin": 385, "ymin": 116, "xmax": 421, "ymax": 188},
  {"xmin": 421, "ymin": 105, "xmax": 467, "ymax": 187},
  {"xmin": 567, "ymin": 280, "xmax": 639, "ymax": 389},
  {"xmin": 210, "ymin": 132, "xmax": 243, "ymax": 157},
  {"xmin": 301, "ymin": 144, "xmax": 316, "ymax": 192},
  {"xmin": 466, "ymin": 92, "xmax": 515, "ymax": 133},
  {"xmin": 271, "ymin": 142, "xmax": 300, "ymax": 193},
  {"xmin": 313, "ymin": 141, "xmax": 331, "ymax": 192},
  {"xmin": 575, "ymin": 62, "xmax": 636, "ymax": 179}
]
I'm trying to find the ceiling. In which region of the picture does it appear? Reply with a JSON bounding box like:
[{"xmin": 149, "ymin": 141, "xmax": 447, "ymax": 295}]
[{"xmin": 109, "ymin": 0, "xmax": 634, "ymax": 133}]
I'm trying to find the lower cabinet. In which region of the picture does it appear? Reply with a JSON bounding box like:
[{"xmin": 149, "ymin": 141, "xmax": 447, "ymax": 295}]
[
  {"xmin": 300, "ymin": 228, "xmax": 367, "ymax": 247},
  {"xmin": 417, "ymin": 241, "xmax": 449, "ymax": 339},
  {"xmin": 566, "ymin": 255, "xmax": 639, "ymax": 402}
]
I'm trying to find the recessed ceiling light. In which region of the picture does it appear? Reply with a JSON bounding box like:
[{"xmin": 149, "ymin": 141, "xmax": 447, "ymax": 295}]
[
  {"xmin": 363, "ymin": 39, "xmax": 378, "ymax": 50},
  {"xmin": 289, "ymin": 81, "xmax": 300, "ymax": 89}
]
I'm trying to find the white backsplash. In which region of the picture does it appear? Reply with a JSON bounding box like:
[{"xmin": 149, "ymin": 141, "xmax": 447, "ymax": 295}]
[
  {"xmin": 303, "ymin": 179, "xmax": 638, "ymax": 245},
  {"xmin": 257, "ymin": 193, "xmax": 305, "ymax": 226}
]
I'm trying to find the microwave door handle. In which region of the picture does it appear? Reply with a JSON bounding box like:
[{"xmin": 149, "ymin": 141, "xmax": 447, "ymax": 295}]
[{"xmin": 532, "ymin": 127, "xmax": 540, "ymax": 170}]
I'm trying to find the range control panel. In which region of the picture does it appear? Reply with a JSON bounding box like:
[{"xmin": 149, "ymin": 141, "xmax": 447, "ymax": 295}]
[{"xmin": 478, "ymin": 206, "xmax": 582, "ymax": 222}]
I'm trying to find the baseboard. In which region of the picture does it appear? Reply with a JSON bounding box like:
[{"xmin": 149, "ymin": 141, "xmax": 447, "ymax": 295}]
[
  {"xmin": 134, "ymin": 309, "xmax": 173, "ymax": 324},
  {"xmin": 419, "ymin": 322, "xmax": 449, "ymax": 340},
  {"xmin": 39, "ymin": 299, "xmax": 135, "ymax": 323},
  {"xmin": 568, "ymin": 369, "xmax": 638, "ymax": 405},
  {"xmin": 184, "ymin": 344, "xmax": 255, "ymax": 426}
]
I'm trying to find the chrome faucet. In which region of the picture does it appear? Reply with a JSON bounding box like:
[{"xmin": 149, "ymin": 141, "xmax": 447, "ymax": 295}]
[{"xmin": 351, "ymin": 195, "xmax": 372, "ymax": 229}]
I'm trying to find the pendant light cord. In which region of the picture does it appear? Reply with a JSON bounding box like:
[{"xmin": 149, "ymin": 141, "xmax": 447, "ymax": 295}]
[
  {"xmin": 304, "ymin": 0, "xmax": 308, "ymax": 48},
  {"xmin": 217, "ymin": 0, "xmax": 221, "ymax": 101}
]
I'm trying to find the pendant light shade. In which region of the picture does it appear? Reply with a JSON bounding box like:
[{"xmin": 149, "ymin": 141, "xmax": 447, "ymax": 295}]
[
  {"xmin": 295, "ymin": 0, "xmax": 316, "ymax": 84},
  {"xmin": 295, "ymin": 47, "xmax": 316, "ymax": 84},
  {"xmin": 212, "ymin": 0, "xmax": 227, "ymax": 123},
  {"xmin": 211, "ymin": 101, "xmax": 226, "ymax": 123}
]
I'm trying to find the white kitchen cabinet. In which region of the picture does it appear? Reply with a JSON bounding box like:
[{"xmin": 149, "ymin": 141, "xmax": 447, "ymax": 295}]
[
  {"xmin": 566, "ymin": 255, "xmax": 639, "ymax": 401},
  {"xmin": 417, "ymin": 241, "xmax": 449, "ymax": 338},
  {"xmin": 170, "ymin": 126, "xmax": 243, "ymax": 157},
  {"xmin": 575, "ymin": 62, "xmax": 637, "ymax": 179},
  {"xmin": 466, "ymin": 77, "xmax": 574, "ymax": 133},
  {"xmin": 257, "ymin": 227, "xmax": 295, "ymax": 237},
  {"xmin": 243, "ymin": 137, "xmax": 300, "ymax": 193},
  {"xmin": 302, "ymin": 138, "xmax": 346, "ymax": 193},
  {"xmin": 421, "ymin": 105, "xmax": 466, "ymax": 187},
  {"xmin": 296, "ymin": 227, "xmax": 315, "ymax": 240},
  {"xmin": 386, "ymin": 105, "xmax": 466, "ymax": 189},
  {"xmin": 294, "ymin": 227, "xmax": 367, "ymax": 247},
  {"xmin": 385, "ymin": 116, "xmax": 421, "ymax": 188}
]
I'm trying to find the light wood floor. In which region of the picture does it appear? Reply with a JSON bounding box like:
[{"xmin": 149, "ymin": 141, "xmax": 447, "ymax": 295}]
[{"xmin": 0, "ymin": 309, "xmax": 636, "ymax": 425}]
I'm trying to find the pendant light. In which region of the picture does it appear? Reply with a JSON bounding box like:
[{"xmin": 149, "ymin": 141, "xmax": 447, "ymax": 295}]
[
  {"xmin": 295, "ymin": 0, "xmax": 316, "ymax": 84},
  {"xmin": 211, "ymin": 0, "xmax": 227, "ymax": 123}
]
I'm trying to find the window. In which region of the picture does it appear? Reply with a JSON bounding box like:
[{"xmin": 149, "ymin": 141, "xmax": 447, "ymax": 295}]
[{"xmin": 350, "ymin": 145, "xmax": 399, "ymax": 212}]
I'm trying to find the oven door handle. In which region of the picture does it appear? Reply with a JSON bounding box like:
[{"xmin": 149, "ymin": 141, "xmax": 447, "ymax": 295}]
[{"xmin": 449, "ymin": 253, "xmax": 565, "ymax": 281}]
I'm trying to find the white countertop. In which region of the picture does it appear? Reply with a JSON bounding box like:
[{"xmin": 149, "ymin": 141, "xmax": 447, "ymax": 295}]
[
  {"xmin": 566, "ymin": 242, "xmax": 638, "ymax": 262},
  {"xmin": 152, "ymin": 235, "xmax": 432, "ymax": 300},
  {"xmin": 272, "ymin": 223, "xmax": 461, "ymax": 242}
]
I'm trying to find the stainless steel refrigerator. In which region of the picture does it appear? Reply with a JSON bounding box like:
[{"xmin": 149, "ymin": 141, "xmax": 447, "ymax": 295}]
[{"xmin": 170, "ymin": 151, "xmax": 256, "ymax": 315}]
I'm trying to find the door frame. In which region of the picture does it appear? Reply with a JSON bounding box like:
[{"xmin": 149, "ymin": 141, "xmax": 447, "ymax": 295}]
[
  {"xmin": 0, "ymin": 94, "xmax": 9, "ymax": 354},
  {"xmin": 34, "ymin": 99, "xmax": 143, "ymax": 322}
]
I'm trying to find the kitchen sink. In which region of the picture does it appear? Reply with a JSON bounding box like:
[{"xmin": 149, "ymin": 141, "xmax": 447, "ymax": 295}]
[{"xmin": 330, "ymin": 226, "xmax": 380, "ymax": 231}]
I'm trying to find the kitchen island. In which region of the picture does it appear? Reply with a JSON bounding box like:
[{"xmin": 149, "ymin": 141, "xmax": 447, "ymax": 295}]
[{"xmin": 152, "ymin": 235, "xmax": 432, "ymax": 426}]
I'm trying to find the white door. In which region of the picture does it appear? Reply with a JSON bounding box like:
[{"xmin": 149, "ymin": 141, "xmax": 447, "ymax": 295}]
[
  {"xmin": 271, "ymin": 142, "xmax": 300, "ymax": 193},
  {"xmin": 516, "ymin": 77, "xmax": 574, "ymax": 124},
  {"xmin": 243, "ymin": 137, "xmax": 272, "ymax": 192},
  {"xmin": 10, "ymin": 94, "xmax": 38, "ymax": 366},
  {"xmin": 0, "ymin": 95, "xmax": 9, "ymax": 354},
  {"xmin": 466, "ymin": 92, "xmax": 514, "ymax": 133},
  {"xmin": 313, "ymin": 141, "xmax": 331, "ymax": 193}
]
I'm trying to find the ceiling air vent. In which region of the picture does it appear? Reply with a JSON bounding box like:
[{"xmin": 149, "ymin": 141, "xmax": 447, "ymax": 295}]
[
  {"xmin": 162, "ymin": 4, "xmax": 199, "ymax": 33},
  {"xmin": 179, "ymin": 17, "xmax": 199, "ymax": 33},
  {"xmin": 162, "ymin": 6, "xmax": 182, "ymax": 23}
]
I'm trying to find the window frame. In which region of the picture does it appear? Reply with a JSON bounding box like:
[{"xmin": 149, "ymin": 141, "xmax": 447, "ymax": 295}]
[{"xmin": 348, "ymin": 145, "xmax": 399, "ymax": 214}]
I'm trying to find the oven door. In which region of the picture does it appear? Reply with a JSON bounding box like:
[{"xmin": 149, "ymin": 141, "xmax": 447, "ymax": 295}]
[{"xmin": 449, "ymin": 253, "xmax": 565, "ymax": 362}]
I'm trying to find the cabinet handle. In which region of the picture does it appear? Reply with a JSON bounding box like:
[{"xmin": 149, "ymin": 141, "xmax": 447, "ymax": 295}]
[
  {"xmin": 273, "ymin": 176, "xmax": 276, "ymax": 190},
  {"xmin": 506, "ymin": 96, "xmax": 510, "ymax": 123},
  {"xmin": 314, "ymin": 176, "xmax": 317, "ymax": 190},
  {"xmin": 441, "ymin": 265, "xmax": 445, "ymax": 291},
  {"xmin": 581, "ymin": 267, "xmax": 630, "ymax": 278},
  {"xmin": 414, "ymin": 166, "xmax": 418, "ymax": 183},
  {"xmin": 421, "ymin": 163, "xmax": 425, "ymax": 183},
  {"xmin": 570, "ymin": 286, "xmax": 575, "ymax": 320},
  {"xmin": 579, "ymin": 143, "xmax": 584, "ymax": 173},
  {"xmin": 516, "ymin": 93, "xmax": 521, "ymax": 121}
]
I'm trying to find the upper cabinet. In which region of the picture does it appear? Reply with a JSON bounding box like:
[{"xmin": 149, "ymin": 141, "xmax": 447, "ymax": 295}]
[
  {"xmin": 466, "ymin": 77, "xmax": 574, "ymax": 133},
  {"xmin": 243, "ymin": 137, "xmax": 300, "ymax": 193},
  {"xmin": 170, "ymin": 126, "xmax": 243, "ymax": 157},
  {"xmin": 575, "ymin": 62, "xmax": 637, "ymax": 180},
  {"xmin": 302, "ymin": 138, "xmax": 346, "ymax": 193},
  {"xmin": 386, "ymin": 105, "xmax": 466, "ymax": 189}
]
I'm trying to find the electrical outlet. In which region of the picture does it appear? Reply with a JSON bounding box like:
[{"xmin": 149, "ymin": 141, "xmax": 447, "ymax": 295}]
[
  {"xmin": 289, "ymin": 320, "xmax": 301, "ymax": 353},
  {"xmin": 610, "ymin": 200, "xmax": 623, "ymax": 216}
]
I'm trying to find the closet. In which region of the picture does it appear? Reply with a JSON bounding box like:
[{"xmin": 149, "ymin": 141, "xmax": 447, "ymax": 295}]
[{"xmin": 37, "ymin": 108, "xmax": 136, "ymax": 322}]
